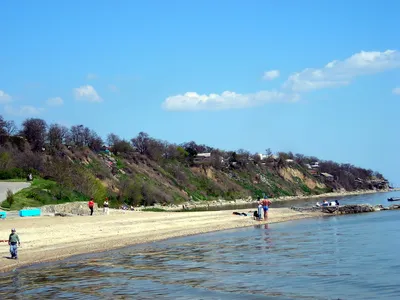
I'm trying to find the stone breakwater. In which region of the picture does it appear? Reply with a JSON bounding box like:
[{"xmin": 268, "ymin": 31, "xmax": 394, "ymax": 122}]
[
  {"xmin": 291, "ymin": 204, "xmax": 400, "ymax": 214},
  {"xmin": 26, "ymin": 202, "xmax": 99, "ymax": 216}
]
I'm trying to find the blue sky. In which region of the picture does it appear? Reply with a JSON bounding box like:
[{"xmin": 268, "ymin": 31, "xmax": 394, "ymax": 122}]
[{"xmin": 1, "ymin": 0, "xmax": 400, "ymax": 185}]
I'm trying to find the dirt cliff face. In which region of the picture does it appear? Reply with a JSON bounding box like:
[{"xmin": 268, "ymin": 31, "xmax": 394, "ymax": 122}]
[
  {"xmin": 278, "ymin": 167, "xmax": 326, "ymax": 190},
  {"xmin": 88, "ymin": 150, "xmax": 331, "ymax": 203}
]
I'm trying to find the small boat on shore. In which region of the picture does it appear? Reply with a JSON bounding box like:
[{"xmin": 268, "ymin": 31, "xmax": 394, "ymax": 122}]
[{"xmin": 388, "ymin": 197, "xmax": 400, "ymax": 202}]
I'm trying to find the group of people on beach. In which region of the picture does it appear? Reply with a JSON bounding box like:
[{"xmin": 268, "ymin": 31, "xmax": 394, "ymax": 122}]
[
  {"xmin": 254, "ymin": 196, "xmax": 271, "ymax": 221},
  {"xmin": 88, "ymin": 197, "xmax": 110, "ymax": 215},
  {"xmin": 316, "ymin": 200, "xmax": 340, "ymax": 207}
]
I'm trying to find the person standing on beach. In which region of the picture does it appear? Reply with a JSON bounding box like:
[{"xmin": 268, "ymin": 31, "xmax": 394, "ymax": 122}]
[
  {"xmin": 88, "ymin": 198, "xmax": 95, "ymax": 216},
  {"xmin": 8, "ymin": 228, "xmax": 20, "ymax": 259},
  {"xmin": 261, "ymin": 196, "xmax": 272, "ymax": 220},
  {"xmin": 256, "ymin": 196, "xmax": 263, "ymax": 220},
  {"xmin": 103, "ymin": 197, "xmax": 109, "ymax": 215}
]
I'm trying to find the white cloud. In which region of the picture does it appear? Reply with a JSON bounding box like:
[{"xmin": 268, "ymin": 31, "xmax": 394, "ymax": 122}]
[
  {"xmin": 4, "ymin": 105, "xmax": 44, "ymax": 116},
  {"xmin": 162, "ymin": 90, "xmax": 299, "ymax": 111},
  {"xmin": 47, "ymin": 97, "xmax": 64, "ymax": 106},
  {"xmin": 73, "ymin": 85, "xmax": 102, "ymax": 102},
  {"xmin": 284, "ymin": 50, "xmax": 400, "ymax": 92},
  {"xmin": 163, "ymin": 49, "xmax": 400, "ymax": 111},
  {"xmin": 263, "ymin": 70, "xmax": 280, "ymax": 80},
  {"xmin": 87, "ymin": 73, "xmax": 98, "ymax": 80},
  {"xmin": 0, "ymin": 90, "xmax": 12, "ymax": 103},
  {"xmin": 108, "ymin": 84, "xmax": 119, "ymax": 92}
]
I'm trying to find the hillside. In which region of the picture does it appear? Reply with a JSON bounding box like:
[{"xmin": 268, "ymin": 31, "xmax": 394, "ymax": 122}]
[{"xmin": 0, "ymin": 116, "xmax": 390, "ymax": 209}]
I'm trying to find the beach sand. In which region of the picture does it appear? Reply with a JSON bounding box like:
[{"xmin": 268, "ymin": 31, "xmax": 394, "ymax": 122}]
[{"xmin": 0, "ymin": 208, "xmax": 322, "ymax": 272}]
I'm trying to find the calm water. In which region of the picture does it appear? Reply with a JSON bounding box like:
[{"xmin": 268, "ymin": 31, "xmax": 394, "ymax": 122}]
[
  {"xmin": 180, "ymin": 190, "xmax": 398, "ymax": 211},
  {"xmin": 1, "ymin": 191, "xmax": 400, "ymax": 299}
]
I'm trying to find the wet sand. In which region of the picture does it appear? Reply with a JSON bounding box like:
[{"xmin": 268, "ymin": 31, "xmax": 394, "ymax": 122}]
[{"xmin": 0, "ymin": 208, "xmax": 322, "ymax": 273}]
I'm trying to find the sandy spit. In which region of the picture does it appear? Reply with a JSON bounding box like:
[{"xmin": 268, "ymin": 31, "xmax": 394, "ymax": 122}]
[
  {"xmin": 139, "ymin": 188, "xmax": 397, "ymax": 211},
  {"xmin": 0, "ymin": 208, "xmax": 323, "ymax": 273}
]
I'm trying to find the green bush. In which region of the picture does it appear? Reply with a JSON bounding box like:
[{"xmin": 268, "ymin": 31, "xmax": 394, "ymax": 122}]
[
  {"xmin": 122, "ymin": 180, "xmax": 144, "ymax": 206},
  {"xmin": 141, "ymin": 182, "xmax": 171, "ymax": 206},
  {"xmin": 300, "ymin": 184, "xmax": 312, "ymax": 195},
  {"xmin": 6, "ymin": 189, "xmax": 14, "ymax": 206},
  {"xmin": 115, "ymin": 157, "xmax": 125, "ymax": 169},
  {"xmin": 0, "ymin": 168, "xmax": 25, "ymax": 180}
]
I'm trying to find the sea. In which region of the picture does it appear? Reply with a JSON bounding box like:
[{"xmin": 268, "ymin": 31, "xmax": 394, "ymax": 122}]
[{"xmin": 1, "ymin": 191, "xmax": 400, "ymax": 299}]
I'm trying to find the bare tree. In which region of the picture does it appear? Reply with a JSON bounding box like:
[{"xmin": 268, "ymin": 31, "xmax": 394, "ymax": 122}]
[
  {"xmin": 294, "ymin": 153, "xmax": 305, "ymax": 164},
  {"xmin": 0, "ymin": 116, "xmax": 6, "ymax": 135},
  {"xmin": 82, "ymin": 127, "xmax": 92, "ymax": 146},
  {"xmin": 131, "ymin": 132, "xmax": 150, "ymax": 154},
  {"xmin": 106, "ymin": 133, "xmax": 121, "ymax": 147},
  {"xmin": 20, "ymin": 118, "xmax": 47, "ymax": 151},
  {"xmin": 0, "ymin": 116, "xmax": 15, "ymax": 135},
  {"xmin": 48, "ymin": 124, "xmax": 69, "ymax": 149},
  {"xmin": 88, "ymin": 130, "xmax": 103, "ymax": 151},
  {"xmin": 70, "ymin": 125, "xmax": 97, "ymax": 148},
  {"xmin": 163, "ymin": 143, "xmax": 180, "ymax": 160},
  {"xmin": 4, "ymin": 120, "xmax": 17, "ymax": 135},
  {"xmin": 146, "ymin": 138, "xmax": 165, "ymax": 161},
  {"xmin": 253, "ymin": 153, "xmax": 261, "ymax": 164},
  {"xmin": 210, "ymin": 149, "xmax": 223, "ymax": 169},
  {"xmin": 70, "ymin": 125, "xmax": 85, "ymax": 147},
  {"xmin": 113, "ymin": 140, "xmax": 133, "ymax": 154}
]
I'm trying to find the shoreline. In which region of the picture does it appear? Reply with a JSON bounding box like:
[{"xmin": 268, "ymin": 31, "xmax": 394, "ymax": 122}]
[
  {"xmin": 143, "ymin": 188, "xmax": 398, "ymax": 211},
  {"xmin": 0, "ymin": 208, "xmax": 324, "ymax": 273},
  {"xmin": 0, "ymin": 188, "xmax": 398, "ymax": 273}
]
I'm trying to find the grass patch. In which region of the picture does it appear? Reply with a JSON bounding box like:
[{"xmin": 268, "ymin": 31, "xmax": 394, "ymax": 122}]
[
  {"xmin": 116, "ymin": 157, "xmax": 125, "ymax": 169},
  {"xmin": 300, "ymin": 184, "xmax": 312, "ymax": 195},
  {"xmin": 313, "ymin": 186, "xmax": 334, "ymax": 194},
  {"xmin": 0, "ymin": 178, "xmax": 87, "ymax": 210}
]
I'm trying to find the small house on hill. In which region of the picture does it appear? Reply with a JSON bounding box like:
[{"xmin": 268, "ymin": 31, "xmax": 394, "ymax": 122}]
[
  {"xmin": 321, "ymin": 172, "xmax": 334, "ymax": 181},
  {"xmin": 311, "ymin": 162, "xmax": 320, "ymax": 169},
  {"xmin": 194, "ymin": 152, "xmax": 212, "ymax": 164},
  {"xmin": 257, "ymin": 153, "xmax": 278, "ymax": 161},
  {"xmin": 258, "ymin": 153, "xmax": 267, "ymax": 160}
]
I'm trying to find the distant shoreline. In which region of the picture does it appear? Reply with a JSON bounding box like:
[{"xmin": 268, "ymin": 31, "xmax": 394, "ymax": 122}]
[{"xmin": 138, "ymin": 188, "xmax": 398, "ymax": 211}]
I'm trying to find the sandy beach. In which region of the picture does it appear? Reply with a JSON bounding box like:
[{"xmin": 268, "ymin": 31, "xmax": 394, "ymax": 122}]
[{"xmin": 0, "ymin": 208, "xmax": 323, "ymax": 273}]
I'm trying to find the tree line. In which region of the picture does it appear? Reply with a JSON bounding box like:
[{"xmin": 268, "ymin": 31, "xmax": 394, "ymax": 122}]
[{"xmin": 0, "ymin": 115, "xmax": 388, "ymax": 195}]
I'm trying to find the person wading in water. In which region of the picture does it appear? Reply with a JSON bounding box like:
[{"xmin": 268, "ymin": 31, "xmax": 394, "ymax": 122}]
[{"xmin": 261, "ymin": 196, "xmax": 272, "ymax": 220}]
